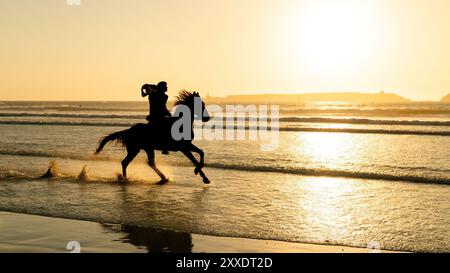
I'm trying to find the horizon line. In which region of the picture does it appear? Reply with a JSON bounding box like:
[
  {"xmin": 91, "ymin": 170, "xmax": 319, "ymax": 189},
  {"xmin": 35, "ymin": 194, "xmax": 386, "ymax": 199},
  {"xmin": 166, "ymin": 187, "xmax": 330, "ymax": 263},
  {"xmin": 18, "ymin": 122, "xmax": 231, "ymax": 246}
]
[{"xmin": 1, "ymin": 90, "xmax": 448, "ymax": 102}]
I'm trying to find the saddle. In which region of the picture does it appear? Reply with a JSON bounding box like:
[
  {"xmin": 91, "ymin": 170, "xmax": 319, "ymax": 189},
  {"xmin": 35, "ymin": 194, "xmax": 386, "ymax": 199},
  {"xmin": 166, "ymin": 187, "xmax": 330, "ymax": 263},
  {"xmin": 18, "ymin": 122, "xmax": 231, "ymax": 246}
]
[{"xmin": 146, "ymin": 116, "xmax": 194, "ymax": 144}]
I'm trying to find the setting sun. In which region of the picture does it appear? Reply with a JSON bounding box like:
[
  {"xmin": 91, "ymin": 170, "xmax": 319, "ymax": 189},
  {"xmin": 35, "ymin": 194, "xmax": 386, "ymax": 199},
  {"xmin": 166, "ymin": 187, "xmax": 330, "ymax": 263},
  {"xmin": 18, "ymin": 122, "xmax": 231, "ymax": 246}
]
[{"xmin": 285, "ymin": 0, "xmax": 380, "ymax": 76}]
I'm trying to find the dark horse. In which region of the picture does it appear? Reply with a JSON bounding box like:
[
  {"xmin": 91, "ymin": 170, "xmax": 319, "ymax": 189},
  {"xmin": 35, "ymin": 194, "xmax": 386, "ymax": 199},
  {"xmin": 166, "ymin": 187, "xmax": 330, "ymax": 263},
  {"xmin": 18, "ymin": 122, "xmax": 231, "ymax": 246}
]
[{"xmin": 94, "ymin": 90, "xmax": 211, "ymax": 184}]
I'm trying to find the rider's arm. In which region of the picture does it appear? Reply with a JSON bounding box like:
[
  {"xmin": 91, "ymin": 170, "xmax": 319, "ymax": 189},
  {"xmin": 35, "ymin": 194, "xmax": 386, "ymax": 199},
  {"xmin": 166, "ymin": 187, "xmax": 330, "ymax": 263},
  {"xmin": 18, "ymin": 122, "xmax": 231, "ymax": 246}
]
[{"xmin": 141, "ymin": 84, "xmax": 148, "ymax": 97}]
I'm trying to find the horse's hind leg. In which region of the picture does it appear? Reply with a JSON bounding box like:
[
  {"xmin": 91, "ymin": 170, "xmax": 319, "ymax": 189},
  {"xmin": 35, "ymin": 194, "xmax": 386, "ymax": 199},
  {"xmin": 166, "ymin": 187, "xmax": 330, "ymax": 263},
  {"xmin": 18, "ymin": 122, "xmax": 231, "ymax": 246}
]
[
  {"xmin": 121, "ymin": 147, "xmax": 139, "ymax": 181},
  {"xmin": 144, "ymin": 148, "xmax": 168, "ymax": 183}
]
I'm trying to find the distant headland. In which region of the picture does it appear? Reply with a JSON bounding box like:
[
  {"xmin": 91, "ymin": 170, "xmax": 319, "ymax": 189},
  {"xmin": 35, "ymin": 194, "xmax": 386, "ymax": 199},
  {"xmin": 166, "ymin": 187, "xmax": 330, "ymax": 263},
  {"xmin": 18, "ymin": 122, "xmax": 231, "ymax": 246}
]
[
  {"xmin": 442, "ymin": 93, "xmax": 450, "ymax": 102},
  {"xmin": 204, "ymin": 91, "xmax": 410, "ymax": 104}
]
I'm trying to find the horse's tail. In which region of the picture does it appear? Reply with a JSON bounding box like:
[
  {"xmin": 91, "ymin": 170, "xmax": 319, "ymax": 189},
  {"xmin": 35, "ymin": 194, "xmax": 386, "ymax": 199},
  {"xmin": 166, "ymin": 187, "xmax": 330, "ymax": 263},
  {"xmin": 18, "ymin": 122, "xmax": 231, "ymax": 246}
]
[{"xmin": 94, "ymin": 129, "xmax": 128, "ymax": 155}]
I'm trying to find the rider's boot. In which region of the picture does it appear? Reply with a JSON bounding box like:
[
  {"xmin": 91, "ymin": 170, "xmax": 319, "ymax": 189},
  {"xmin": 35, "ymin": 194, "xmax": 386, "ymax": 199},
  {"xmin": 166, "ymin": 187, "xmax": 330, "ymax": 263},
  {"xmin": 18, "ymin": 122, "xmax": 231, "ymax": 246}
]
[{"xmin": 162, "ymin": 143, "xmax": 169, "ymax": 155}]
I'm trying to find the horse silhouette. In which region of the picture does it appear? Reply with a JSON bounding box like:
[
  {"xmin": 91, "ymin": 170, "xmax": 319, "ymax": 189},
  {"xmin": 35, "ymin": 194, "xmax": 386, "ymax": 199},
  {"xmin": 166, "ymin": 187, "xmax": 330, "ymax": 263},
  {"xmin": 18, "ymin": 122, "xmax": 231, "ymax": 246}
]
[{"xmin": 94, "ymin": 90, "xmax": 211, "ymax": 184}]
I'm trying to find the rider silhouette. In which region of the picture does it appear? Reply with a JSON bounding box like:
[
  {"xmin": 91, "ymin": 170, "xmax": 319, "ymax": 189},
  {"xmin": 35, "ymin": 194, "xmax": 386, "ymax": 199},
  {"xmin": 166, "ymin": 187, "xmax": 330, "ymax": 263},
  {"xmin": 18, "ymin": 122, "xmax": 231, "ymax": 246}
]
[{"xmin": 141, "ymin": 81, "xmax": 171, "ymax": 154}]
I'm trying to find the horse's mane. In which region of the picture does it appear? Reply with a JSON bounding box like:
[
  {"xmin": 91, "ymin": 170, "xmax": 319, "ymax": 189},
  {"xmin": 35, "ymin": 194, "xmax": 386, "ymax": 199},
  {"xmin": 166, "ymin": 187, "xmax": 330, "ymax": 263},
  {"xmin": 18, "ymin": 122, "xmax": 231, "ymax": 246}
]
[{"xmin": 174, "ymin": 90, "xmax": 199, "ymax": 106}]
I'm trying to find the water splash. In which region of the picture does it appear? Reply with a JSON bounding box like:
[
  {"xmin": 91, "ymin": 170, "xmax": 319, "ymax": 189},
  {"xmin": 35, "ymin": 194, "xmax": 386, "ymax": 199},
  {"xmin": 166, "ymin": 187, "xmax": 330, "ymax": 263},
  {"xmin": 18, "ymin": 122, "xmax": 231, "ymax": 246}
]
[
  {"xmin": 77, "ymin": 165, "xmax": 89, "ymax": 181},
  {"xmin": 41, "ymin": 161, "xmax": 58, "ymax": 178}
]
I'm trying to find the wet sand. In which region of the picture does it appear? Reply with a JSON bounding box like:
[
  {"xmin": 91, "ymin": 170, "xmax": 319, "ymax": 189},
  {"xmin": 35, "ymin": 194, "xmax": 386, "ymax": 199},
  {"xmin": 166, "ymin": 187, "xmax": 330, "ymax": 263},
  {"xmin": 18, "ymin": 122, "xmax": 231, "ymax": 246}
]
[{"xmin": 0, "ymin": 211, "xmax": 399, "ymax": 253}]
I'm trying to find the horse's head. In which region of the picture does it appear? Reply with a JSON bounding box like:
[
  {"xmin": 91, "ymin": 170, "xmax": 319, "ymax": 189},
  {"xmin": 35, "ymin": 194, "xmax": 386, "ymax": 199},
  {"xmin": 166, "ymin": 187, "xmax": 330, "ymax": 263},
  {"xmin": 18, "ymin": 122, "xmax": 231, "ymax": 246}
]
[{"xmin": 174, "ymin": 90, "xmax": 210, "ymax": 122}]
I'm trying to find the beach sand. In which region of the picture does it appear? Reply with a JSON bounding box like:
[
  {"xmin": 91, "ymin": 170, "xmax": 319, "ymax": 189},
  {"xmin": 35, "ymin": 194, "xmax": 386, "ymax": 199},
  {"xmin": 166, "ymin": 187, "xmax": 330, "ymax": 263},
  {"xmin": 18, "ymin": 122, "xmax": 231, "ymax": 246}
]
[{"xmin": 0, "ymin": 211, "xmax": 399, "ymax": 253}]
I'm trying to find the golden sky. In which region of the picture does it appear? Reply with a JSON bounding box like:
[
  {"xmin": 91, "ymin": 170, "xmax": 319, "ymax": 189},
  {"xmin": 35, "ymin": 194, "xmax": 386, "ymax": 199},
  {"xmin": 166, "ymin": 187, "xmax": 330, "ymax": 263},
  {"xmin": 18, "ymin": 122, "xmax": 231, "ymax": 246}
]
[{"xmin": 0, "ymin": 0, "xmax": 449, "ymax": 101}]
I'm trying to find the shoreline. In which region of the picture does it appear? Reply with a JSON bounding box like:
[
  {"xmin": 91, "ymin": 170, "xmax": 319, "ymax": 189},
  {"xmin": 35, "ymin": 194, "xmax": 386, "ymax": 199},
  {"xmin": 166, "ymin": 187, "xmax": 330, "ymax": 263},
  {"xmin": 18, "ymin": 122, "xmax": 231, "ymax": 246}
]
[{"xmin": 0, "ymin": 211, "xmax": 400, "ymax": 253}]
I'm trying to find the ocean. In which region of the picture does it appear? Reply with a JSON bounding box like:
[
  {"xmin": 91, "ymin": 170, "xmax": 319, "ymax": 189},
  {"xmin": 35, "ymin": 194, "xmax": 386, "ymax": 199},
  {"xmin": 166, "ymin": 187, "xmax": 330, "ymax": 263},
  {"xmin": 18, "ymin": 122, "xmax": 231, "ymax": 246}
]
[{"xmin": 0, "ymin": 100, "xmax": 449, "ymax": 252}]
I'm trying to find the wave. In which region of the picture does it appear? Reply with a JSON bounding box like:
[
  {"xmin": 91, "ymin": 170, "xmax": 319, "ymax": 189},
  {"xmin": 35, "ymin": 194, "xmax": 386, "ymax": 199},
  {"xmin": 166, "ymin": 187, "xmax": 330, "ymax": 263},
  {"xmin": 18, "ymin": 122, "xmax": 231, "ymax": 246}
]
[
  {"xmin": 206, "ymin": 163, "xmax": 450, "ymax": 185},
  {"xmin": 1, "ymin": 149, "xmax": 449, "ymax": 185},
  {"xmin": 278, "ymin": 117, "xmax": 450, "ymax": 126},
  {"xmin": 0, "ymin": 120, "xmax": 133, "ymax": 127},
  {"xmin": 2, "ymin": 102, "xmax": 450, "ymax": 117},
  {"xmin": 0, "ymin": 105, "xmax": 148, "ymax": 112},
  {"xmin": 0, "ymin": 149, "xmax": 116, "ymax": 162},
  {"xmin": 1, "ymin": 120, "xmax": 450, "ymax": 136},
  {"xmin": 0, "ymin": 112, "xmax": 145, "ymax": 119},
  {"xmin": 281, "ymin": 108, "xmax": 450, "ymax": 116},
  {"xmin": 0, "ymin": 170, "xmax": 28, "ymax": 179},
  {"xmin": 1, "ymin": 112, "xmax": 450, "ymax": 126},
  {"xmin": 276, "ymin": 127, "xmax": 450, "ymax": 136}
]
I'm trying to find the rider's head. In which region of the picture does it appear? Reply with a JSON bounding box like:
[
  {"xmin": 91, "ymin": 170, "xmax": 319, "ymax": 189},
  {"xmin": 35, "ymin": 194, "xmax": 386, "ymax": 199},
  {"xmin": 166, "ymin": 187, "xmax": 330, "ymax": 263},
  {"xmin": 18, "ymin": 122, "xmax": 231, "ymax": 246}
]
[
  {"xmin": 156, "ymin": 81, "xmax": 168, "ymax": 93},
  {"xmin": 141, "ymin": 84, "xmax": 157, "ymax": 97}
]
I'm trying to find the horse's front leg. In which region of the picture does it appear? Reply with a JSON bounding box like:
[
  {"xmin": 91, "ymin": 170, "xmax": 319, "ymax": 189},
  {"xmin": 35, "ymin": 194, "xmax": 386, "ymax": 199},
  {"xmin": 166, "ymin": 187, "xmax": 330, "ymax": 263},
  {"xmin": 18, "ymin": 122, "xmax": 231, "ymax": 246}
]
[
  {"xmin": 187, "ymin": 143, "xmax": 205, "ymax": 168},
  {"xmin": 181, "ymin": 150, "xmax": 210, "ymax": 184}
]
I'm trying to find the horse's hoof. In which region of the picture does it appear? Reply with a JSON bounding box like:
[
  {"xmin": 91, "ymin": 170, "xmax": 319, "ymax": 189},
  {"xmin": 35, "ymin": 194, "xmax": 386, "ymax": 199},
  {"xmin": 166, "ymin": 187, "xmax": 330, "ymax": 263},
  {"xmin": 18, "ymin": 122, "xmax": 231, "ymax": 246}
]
[
  {"xmin": 203, "ymin": 177, "xmax": 210, "ymax": 184},
  {"xmin": 194, "ymin": 167, "xmax": 201, "ymax": 175},
  {"xmin": 156, "ymin": 178, "xmax": 169, "ymax": 185},
  {"xmin": 117, "ymin": 174, "xmax": 127, "ymax": 183}
]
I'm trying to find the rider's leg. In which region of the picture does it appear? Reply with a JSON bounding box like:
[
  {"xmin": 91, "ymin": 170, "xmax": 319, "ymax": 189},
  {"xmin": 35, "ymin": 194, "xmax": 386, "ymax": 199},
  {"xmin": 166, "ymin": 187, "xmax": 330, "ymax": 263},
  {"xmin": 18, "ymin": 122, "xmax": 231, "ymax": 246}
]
[
  {"xmin": 154, "ymin": 118, "xmax": 169, "ymax": 155},
  {"xmin": 162, "ymin": 119, "xmax": 170, "ymax": 155}
]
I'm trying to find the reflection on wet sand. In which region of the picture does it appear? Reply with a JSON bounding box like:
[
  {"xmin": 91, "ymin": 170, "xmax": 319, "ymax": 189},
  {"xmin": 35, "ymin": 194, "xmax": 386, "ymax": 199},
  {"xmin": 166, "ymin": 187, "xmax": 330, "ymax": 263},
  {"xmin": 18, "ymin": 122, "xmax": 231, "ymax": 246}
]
[{"xmin": 102, "ymin": 224, "xmax": 193, "ymax": 253}]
